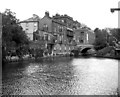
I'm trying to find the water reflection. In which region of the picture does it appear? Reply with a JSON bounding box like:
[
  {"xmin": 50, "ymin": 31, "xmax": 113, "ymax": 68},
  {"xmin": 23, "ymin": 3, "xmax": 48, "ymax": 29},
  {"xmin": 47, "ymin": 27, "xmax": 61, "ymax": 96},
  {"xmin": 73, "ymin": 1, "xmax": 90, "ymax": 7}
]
[
  {"xmin": 26, "ymin": 64, "xmax": 39, "ymax": 75},
  {"xmin": 2, "ymin": 57, "xmax": 118, "ymax": 95},
  {"xmin": 69, "ymin": 58, "xmax": 118, "ymax": 95}
]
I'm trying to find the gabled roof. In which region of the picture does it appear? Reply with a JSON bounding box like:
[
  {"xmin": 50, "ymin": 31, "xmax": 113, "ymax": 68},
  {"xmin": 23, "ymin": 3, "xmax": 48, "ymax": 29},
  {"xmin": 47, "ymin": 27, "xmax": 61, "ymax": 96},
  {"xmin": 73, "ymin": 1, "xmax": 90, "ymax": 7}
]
[
  {"xmin": 19, "ymin": 20, "xmax": 39, "ymax": 23},
  {"xmin": 19, "ymin": 14, "xmax": 40, "ymax": 23},
  {"xmin": 40, "ymin": 15, "xmax": 66, "ymax": 26}
]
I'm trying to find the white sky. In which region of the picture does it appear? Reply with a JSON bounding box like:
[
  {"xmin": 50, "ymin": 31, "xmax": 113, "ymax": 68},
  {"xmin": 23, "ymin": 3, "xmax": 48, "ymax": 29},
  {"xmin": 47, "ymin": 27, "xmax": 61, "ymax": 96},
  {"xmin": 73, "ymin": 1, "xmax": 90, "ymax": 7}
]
[{"xmin": 0, "ymin": 0, "xmax": 119, "ymax": 30}]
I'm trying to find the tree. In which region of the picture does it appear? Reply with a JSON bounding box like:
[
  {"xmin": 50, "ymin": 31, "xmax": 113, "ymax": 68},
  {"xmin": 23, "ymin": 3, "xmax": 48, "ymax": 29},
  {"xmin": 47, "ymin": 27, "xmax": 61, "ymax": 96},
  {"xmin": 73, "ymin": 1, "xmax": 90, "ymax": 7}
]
[
  {"xmin": 110, "ymin": 28, "xmax": 120, "ymax": 41},
  {"xmin": 2, "ymin": 9, "xmax": 29, "ymax": 61},
  {"xmin": 94, "ymin": 28, "xmax": 107, "ymax": 50}
]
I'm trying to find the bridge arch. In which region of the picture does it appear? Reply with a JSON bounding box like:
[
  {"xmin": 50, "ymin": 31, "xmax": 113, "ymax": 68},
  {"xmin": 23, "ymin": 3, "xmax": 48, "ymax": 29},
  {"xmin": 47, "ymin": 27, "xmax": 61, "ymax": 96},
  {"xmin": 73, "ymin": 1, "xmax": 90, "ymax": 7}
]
[{"xmin": 80, "ymin": 47, "xmax": 93, "ymax": 54}]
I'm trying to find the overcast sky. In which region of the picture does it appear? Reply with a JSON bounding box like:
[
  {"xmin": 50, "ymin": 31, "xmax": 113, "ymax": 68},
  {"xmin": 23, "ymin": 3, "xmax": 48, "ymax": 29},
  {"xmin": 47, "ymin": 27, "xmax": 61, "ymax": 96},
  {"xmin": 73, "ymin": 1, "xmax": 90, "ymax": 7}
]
[{"xmin": 1, "ymin": 0, "xmax": 119, "ymax": 30}]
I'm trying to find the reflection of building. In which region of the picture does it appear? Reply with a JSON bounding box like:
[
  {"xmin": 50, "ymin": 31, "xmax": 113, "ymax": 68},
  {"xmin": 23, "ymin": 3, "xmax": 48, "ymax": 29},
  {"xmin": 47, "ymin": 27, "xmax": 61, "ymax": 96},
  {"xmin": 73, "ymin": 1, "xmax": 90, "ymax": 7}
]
[
  {"xmin": 74, "ymin": 28, "xmax": 95, "ymax": 46},
  {"xmin": 19, "ymin": 14, "xmax": 40, "ymax": 41}
]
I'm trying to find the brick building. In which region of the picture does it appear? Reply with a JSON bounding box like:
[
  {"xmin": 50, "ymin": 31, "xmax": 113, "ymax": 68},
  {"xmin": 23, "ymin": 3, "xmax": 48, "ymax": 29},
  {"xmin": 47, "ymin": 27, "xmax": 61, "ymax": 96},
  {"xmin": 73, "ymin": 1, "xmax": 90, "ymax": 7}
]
[
  {"xmin": 39, "ymin": 12, "xmax": 76, "ymax": 55},
  {"xmin": 19, "ymin": 11, "xmax": 94, "ymax": 56},
  {"xmin": 52, "ymin": 13, "xmax": 78, "ymax": 54},
  {"xmin": 74, "ymin": 28, "xmax": 95, "ymax": 46},
  {"xmin": 53, "ymin": 14, "xmax": 74, "ymax": 44},
  {"xmin": 19, "ymin": 14, "xmax": 40, "ymax": 41}
]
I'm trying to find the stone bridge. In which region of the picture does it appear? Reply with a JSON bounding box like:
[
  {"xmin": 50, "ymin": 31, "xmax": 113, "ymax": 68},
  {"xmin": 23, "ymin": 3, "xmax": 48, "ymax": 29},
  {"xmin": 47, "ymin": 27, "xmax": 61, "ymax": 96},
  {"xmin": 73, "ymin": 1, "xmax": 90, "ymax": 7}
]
[{"xmin": 76, "ymin": 44, "xmax": 94, "ymax": 54}]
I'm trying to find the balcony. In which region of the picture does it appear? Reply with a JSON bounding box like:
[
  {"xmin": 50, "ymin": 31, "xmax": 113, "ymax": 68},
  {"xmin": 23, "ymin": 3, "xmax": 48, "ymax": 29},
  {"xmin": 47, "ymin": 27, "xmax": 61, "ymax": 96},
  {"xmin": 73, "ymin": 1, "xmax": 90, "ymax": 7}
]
[{"xmin": 66, "ymin": 31, "xmax": 73, "ymax": 37}]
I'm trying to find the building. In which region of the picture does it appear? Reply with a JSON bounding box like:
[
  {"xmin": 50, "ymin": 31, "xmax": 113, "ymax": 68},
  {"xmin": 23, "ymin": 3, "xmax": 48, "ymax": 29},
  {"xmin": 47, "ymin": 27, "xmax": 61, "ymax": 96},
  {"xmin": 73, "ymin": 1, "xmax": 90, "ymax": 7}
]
[
  {"xmin": 74, "ymin": 28, "xmax": 95, "ymax": 46},
  {"xmin": 53, "ymin": 14, "xmax": 74, "ymax": 44},
  {"xmin": 39, "ymin": 12, "xmax": 71, "ymax": 55},
  {"xmin": 19, "ymin": 14, "xmax": 40, "ymax": 41},
  {"xmin": 38, "ymin": 12, "xmax": 83, "ymax": 55},
  {"xmin": 52, "ymin": 13, "xmax": 78, "ymax": 53}
]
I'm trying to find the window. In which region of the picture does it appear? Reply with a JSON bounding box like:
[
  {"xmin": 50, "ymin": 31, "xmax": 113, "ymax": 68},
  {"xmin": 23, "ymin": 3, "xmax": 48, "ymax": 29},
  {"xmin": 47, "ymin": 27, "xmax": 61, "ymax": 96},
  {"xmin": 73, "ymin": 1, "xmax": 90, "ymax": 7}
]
[
  {"xmin": 81, "ymin": 32, "xmax": 84, "ymax": 35},
  {"xmin": 64, "ymin": 19, "xmax": 67, "ymax": 23},
  {"xmin": 80, "ymin": 39, "xmax": 84, "ymax": 43},
  {"xmin": 48, "ymin": 35, "xmax": 50, "ymax": 40},
  {"xmin": 54, "ymin": 28, "xmax": 57, "ymax": 32},
  {"xmin": 45, "ymin": 35, "xmax": 48, "ymax": 40},
  {"xmin": 61, "ymin": 20, "xmax": 64, "ymax": 22},
  {"xmin": 43, "ymin": 24, "xmax": 48, "ymax": 31},
  {"xmin": 62, "ymin": 27, "xmax": 64, "ymax": 32},
  {"xmin": 59, "ymin": 26, "xmax": 62, "ymax": 32},
  {"xmin": 58, "ymin": 26, "xmax": 60, "ymax": 32},
  {"xmin": 60, "ymin": 35, "xmax": 62, "ymax": 41},
  {"xmin": 62, "ymin": 35, "xmax": 63, "ymax": 41},
  {"xmin": 34, "ymin": 23, "xmax": 37, "ymax": 27}
]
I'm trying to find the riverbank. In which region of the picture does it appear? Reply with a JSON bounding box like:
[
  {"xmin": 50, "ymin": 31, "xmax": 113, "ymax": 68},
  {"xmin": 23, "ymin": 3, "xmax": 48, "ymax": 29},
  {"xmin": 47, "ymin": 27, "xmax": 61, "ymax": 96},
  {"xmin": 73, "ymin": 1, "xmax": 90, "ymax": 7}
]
[
  {"xmin": 2, "ymin": 53, "xmax": 73, "ymax": 63},
  {"xmin": 2, "ymin": 54, "xmax": 120, "ymax": 64}
]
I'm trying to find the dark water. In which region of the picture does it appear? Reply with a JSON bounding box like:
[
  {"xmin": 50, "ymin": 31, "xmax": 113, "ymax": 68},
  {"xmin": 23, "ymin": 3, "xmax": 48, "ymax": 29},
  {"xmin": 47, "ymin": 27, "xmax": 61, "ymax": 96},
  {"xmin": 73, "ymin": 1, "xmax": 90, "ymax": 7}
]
[{"xmin": 2, "ymin": 57, "xmax": 118, "ymax": 95}]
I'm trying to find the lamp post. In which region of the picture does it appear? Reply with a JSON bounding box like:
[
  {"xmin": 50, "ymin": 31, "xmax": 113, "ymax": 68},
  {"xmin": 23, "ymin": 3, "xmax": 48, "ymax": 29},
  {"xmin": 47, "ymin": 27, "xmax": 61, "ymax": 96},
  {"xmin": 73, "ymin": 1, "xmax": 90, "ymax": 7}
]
[{"xmin": 110, "ymin": 8, "xmax": 120, "ymax": 13}]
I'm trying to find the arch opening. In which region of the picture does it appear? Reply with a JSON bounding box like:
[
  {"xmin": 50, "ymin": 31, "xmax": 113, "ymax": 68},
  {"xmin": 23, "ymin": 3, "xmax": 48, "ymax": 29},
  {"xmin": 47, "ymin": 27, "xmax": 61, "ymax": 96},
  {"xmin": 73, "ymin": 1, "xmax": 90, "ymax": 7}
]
[{"xmin": 81, "ymin": 47, "xmax": 92, "ymax": 54}]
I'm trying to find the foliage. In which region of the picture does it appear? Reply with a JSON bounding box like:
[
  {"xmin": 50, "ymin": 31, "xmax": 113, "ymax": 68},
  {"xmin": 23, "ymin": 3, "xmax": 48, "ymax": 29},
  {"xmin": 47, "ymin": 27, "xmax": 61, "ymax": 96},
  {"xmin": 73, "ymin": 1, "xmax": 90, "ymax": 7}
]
[
  {"xmin": 2, "ymin": 9, "xmax": 29, "ymax": 60},
  {"xmin": 94, "ymin": 27, "xmax": 120, "ymax": 52},
  {"xmin": 110, "ymin": 28, "xmax": 120, "ymax": 41},
  {"xmin": 93, "ymin": 28, "xmax": 107, "ymax": 50}
]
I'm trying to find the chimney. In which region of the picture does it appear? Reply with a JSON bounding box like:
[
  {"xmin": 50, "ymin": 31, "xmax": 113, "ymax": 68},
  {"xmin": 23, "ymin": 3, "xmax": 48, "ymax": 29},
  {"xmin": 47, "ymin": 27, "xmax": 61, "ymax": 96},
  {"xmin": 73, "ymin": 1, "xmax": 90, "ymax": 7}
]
[{"xmin": 45, "ymin": 11, "xmax": 49, "ymax": 17}]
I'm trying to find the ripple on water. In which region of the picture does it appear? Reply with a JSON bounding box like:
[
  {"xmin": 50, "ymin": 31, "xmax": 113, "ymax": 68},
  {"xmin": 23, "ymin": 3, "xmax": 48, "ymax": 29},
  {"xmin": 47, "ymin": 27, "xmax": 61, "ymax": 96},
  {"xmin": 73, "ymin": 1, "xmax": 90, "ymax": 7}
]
[{"xmin": 2, "ymin": 58, "xmax": 118, "ymax": 95}]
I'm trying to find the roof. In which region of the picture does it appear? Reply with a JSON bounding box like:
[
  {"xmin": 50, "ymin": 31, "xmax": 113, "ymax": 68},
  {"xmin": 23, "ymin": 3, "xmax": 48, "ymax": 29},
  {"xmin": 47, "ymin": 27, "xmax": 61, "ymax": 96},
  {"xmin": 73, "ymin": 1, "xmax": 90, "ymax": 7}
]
[
  {"xmin": 18, "ymin": 14, "xmax": 40, "ymax": 23},
  {"xmin": 53, "ymin": 14, "xmax": 73, "ymax": 20},
  {"xmin": 74, "ymin": 28, "xmax": 94, "ymax": 33},
  {"xmin": 18, "ymin": 20, "xmax": 39, "ymax": 24},
  {"xmin": 52, "ymin": 19, "xmax": 66, "ymax": 26},
  {"xmin": 37, "ymin": 30, "xmax": 54, "ymax": 37}
]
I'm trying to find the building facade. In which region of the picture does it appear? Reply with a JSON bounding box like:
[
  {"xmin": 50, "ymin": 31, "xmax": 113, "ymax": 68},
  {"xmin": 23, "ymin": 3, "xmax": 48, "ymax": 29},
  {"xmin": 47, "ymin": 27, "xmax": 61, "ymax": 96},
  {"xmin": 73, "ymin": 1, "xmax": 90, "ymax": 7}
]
[
  {"xmin": 52, "ymin": 13, "xmax": 77, "ymax": 53},
  {"xmin": 74, "ymin": 28, "xmax": 95, "ymax": 46},
  {"xmin": 19, "ymin": 11, "xmax": 95, "ymax": 56},
  {"xmin": 38, "ymin": 12, "xmax": 78, "ymax": 55},
  {"xmin": 19, "ymin": 14, "xmax": 40, "ymax": 41}
]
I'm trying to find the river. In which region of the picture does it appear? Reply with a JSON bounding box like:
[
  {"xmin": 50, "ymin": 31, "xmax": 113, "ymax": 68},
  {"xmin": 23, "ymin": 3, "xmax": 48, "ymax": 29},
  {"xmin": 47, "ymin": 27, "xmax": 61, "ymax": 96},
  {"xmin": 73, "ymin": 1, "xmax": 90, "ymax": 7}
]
[{"xmin": 2, "ymin": 57, "xmax": 119, "ymax": 95}]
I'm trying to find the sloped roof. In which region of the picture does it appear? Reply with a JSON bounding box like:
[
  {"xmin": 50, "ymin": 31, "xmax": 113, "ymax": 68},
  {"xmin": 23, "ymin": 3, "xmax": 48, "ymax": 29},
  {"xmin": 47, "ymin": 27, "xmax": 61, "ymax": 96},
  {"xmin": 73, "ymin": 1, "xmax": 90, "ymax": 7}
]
[{"xmin": 19, "ymin": 14, "xmax": 41, "ymax": 23}]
